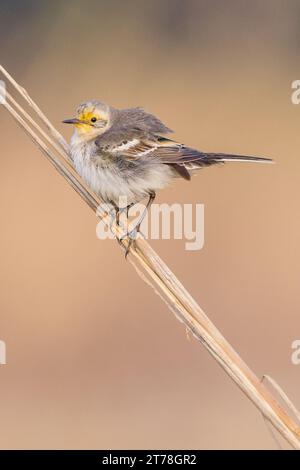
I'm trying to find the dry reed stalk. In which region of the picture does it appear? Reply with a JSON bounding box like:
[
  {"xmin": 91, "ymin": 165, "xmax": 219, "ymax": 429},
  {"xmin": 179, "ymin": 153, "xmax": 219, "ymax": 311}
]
[{"xmin": 1, "ymin": 64, "xmax": 300, "ymax": 449}]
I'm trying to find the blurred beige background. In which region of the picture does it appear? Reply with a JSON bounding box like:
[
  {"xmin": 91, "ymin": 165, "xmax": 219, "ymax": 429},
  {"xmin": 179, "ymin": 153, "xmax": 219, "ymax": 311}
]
[{"xmin": 0, "ymin": 0, "xmax": 300, "ymax": 450}]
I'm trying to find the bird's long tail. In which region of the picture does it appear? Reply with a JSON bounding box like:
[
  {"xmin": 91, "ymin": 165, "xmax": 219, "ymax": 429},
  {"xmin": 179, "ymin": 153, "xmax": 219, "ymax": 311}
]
[
  {"xmin": 205, "ymin": 153, "xmax": 273, "ymax": 164},
  {"xmin": 169, "ymin": 152, "xmax": 273, "ymax": 180}
]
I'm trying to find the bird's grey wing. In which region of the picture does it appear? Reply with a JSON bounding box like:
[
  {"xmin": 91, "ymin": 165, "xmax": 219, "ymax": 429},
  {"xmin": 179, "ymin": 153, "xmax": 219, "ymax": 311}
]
[
  {"xmin": 112, "ymin": 136, "xmax": 272, "ymax": 169},
  {"xmin": 95, "ymin": 134, "xmax": 200, "ymax": 180}
]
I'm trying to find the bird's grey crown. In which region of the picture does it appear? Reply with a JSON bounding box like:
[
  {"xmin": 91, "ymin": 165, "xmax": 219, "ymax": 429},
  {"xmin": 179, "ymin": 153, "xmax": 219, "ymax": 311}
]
[{"xmin": 76, "ymin": 99, "xmax": 111, "ymax": 116}]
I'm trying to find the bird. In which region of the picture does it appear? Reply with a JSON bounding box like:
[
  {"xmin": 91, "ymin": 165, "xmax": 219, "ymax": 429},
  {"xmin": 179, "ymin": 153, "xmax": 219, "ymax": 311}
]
[{"xmin": 63, "ymin": 100, "xmax": 272, "ymax": 253}]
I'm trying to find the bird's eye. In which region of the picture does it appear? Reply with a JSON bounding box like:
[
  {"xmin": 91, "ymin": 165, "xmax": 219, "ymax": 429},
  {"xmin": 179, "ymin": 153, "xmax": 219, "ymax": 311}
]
[{"xmin": 91, "ymin": 117, "xmax": 97, "ymax": 123}]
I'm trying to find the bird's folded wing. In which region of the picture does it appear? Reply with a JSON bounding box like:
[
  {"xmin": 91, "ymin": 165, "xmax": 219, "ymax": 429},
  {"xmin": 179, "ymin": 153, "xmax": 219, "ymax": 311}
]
[{"xmin": 97, "ymin": 136, "xmax": 206, "ymax": 163}]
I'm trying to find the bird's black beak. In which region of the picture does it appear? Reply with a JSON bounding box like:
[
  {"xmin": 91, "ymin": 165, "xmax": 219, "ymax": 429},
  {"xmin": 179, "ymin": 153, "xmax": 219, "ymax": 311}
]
[{"xmin": 62, "ymin": 118, "xmax": 81, "ymax": 124}]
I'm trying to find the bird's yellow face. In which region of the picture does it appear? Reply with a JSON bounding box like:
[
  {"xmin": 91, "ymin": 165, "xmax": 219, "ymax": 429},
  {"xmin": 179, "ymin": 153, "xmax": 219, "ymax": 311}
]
[{"xmin": 63, "ymin": 101, "xmax": 110, "ymax": 138}]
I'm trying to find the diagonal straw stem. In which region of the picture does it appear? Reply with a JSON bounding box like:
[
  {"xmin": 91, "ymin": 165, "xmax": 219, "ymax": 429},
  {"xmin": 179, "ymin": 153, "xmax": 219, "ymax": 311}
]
[{"xmin": 1, "ymin": 66, "xmax": 300, "ymax": 449}]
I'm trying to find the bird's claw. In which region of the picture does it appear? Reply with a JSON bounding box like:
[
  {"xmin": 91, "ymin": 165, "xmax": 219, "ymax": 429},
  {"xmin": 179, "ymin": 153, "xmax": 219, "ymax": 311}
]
[{"xmin": 117, "ymin": 227, "xmax": 139, "ymax": 258}]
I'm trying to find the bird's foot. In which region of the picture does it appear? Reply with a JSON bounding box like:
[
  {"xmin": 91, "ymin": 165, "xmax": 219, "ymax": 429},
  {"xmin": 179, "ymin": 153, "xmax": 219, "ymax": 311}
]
[{"xmin": 118, "ymin": 226, "xmax": 141, "ymax": 258}]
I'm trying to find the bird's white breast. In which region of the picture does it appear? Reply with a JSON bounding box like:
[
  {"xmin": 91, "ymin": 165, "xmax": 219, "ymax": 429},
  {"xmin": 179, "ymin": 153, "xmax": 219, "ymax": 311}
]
[{"xmin": 70, "ymin": 133, "xmax": 173, "ymax": 204}]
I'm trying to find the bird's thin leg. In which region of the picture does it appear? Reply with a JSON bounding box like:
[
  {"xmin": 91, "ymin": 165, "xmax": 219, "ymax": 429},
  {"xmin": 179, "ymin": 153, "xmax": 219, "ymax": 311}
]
[
  {"xmin": 107, "ymin": 200, "xmax": 122, "ymax": 245},
  {"xmin": 124, "ymin": 191, "xmax": 156, "ymax": 258},
  {"xmin": 126, "ymin": 202, "xmax": 135, "ymax": 218},
  {"xmin": 114, "ymin": 202, "xmax": 135, "ymax": 225},
  {"xmin": 107, "ymin": 200, "xmax": 118, "ymax": 224},
  {"xmin": 109, "ymin": 200, "xmax": 135, "ymax": 252},
  {"xmin": 118, "ymin": 202, "xmax": 135, "ymax": 223},
  {"xmin": 134, "ymin": 191, "xmax": 155, "ymax": 235},
  {"xmin": 117, "ymin": 203, "xmax": 135, "ymax": 235},
  {"xmin": 119, "ymin": 202, "xmax": 135, "ymax": 247}
]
